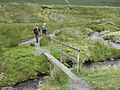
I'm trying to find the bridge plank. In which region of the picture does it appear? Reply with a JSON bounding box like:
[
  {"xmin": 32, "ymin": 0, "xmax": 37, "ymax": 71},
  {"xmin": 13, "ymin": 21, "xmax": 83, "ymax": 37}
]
[
  {"xmin": 44, "ymin": 52, "xmax": 93, "ymax": 90},
  {"xmin": 44, "ymin": 52, "xmax": 78, "ymax": 81}
]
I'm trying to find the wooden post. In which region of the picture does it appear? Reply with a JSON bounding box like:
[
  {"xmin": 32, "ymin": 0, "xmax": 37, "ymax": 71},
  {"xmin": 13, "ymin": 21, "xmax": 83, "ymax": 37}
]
[
  {"xmin": 77, "ymin": 51, "xmax": 80, "ymax": 74},
  {"xmin": 50, "ymin": 38, "xmax": 80, "ymax": 74},
  {"xmin": 60, "ymin": 44, "xmax": 63, "ymax": 62}
]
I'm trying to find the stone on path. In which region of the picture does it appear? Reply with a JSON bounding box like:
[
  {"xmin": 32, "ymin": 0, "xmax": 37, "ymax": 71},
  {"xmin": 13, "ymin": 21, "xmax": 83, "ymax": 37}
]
[{"xmin": 34, "ymin": 43, "xmax": 43, "ymax": 55}]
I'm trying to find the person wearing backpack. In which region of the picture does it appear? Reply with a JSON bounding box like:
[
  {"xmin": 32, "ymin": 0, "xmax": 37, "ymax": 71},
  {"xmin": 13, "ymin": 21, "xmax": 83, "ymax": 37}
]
[
  {"xmin": 33, "ymin": 23, "xmax": 40, "ymax": 43},
  {"xmin": 42, "ymin": 23, "xmax": 47, "ymax": 35}
]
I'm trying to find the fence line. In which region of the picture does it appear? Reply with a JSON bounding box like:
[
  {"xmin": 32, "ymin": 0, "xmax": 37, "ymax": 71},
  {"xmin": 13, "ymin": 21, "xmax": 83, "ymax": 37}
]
[{"xmin": 50, "ymin": 38, "xmax": 80, "ymax": 73}]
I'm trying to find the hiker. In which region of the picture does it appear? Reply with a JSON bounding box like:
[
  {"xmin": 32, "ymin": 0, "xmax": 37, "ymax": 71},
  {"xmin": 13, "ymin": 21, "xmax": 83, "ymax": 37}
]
[
  {"xmin": 33, "ymin": 23, "xmax": 40, "ymax": 43},
  {"xmin": 42, "ymin": 23, "xmax": 47, "ymax": 35}
]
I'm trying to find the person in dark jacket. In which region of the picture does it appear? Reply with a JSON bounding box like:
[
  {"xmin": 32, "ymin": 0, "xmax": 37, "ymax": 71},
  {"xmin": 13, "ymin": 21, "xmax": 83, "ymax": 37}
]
[{"xmin": 33, "ymin": 23, "xmax": 40, "ymax": 43}]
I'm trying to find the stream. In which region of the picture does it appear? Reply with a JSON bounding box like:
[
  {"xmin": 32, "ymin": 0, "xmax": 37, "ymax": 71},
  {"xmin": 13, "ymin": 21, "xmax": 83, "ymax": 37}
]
[
  {"xmin": 89, "ymin": 31, "xmax": 120, "ymax": 70},
  {"xmin": 0, "ymin": 78, "xmax": 43, "ymax": 90}
]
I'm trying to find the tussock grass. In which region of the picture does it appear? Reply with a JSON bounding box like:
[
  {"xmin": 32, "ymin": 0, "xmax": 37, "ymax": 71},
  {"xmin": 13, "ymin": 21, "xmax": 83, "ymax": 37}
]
[
  {"xmin": 50, "ymin": 66, "xmax": 62, "ymax": 84},
  {"xmin": 0, "ymin": 23, "xmax": 33, "ymax": 45},
  {"xmin": 0, "ymin": 45, "xmax": 49, "ymax": 86},
  {"xmin": 103, "ymin": 31, "xmax": 120, "ymax": 41},
  {"xmin": 40, "ymin": 35, "xmax": 51, "ymax": 47},
  {"xmin": 41, "ymin": 65, "xmax": 70, "ymax": 90},
  {"xmin": 81, "ymin": 67, "xmax": 120, "ymax": 90},
  {"xmin": 55, "ymin": 28, "xmax": 120, "ymax": 63}
]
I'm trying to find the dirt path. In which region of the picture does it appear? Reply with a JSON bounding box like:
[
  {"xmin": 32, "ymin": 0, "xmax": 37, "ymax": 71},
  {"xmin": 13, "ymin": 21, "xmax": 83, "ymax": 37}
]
[
  {"xmin": 70, "ymin": 77, "xmax": 93, "ymax": 90},
  {"xmin": 20, "ymin": 36, "xmax": 43, "ymax": 45}
]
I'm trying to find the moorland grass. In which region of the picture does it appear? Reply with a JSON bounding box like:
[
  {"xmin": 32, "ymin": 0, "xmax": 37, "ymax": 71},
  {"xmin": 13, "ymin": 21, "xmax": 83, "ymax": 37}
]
[
  {"xmin": 0, "ymin": 45, "xmax": 49, "ymax": 86},
  {"xmin": 41, "ymin": 66, "xmax": 70, "ymax": 90},
  {"xmin": 81, "ymin": 67, "xmax": 120, "ymax": 90},
  {"xmin": 0, "ymin": 4, "xmax": 120, "ymax": 46},
  {"xmin": 103, "ymin": 31, "xmax": 120, "ymax": 41},
  {"xmin": 54, "ymin": 28, "xmax": 120, "ymax": 63},
  {"xmin": 0, "ymin": 3, "xmax": 120, "ymax": 89},
  {"xmin": 0, "ymin": 22, "xmax": 59, "ymax": 46}
]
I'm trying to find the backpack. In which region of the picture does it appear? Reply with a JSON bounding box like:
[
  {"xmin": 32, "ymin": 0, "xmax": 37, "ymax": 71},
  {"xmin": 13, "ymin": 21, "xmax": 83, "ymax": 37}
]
[
  {"xmin": 42, "ymin": 25, "xmax": 46, "ymax": 30},
  {"xmin": 34, "ymin": 29, "xmax": 39, "ymax": 34},
  {"xmin": 33, "ymin": 26, "xmax": 40, "ymax": 34}
]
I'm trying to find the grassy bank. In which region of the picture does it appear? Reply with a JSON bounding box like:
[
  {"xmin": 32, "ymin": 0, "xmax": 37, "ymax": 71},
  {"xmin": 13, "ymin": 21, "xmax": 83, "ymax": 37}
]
[
  {"xmin": 81, "ymin": 67, "xmax": 120, "ymax": 90},
  {"xmin": 103, "ymin": 31, "xmax": 120, "ymax": 41},
  {"xmin": 41, "ymin": 66, "xmax": 70, "ymax": 90},
  {"xmin": 0, "ymin": 45, "xmax": 49, "ymax": 86}
]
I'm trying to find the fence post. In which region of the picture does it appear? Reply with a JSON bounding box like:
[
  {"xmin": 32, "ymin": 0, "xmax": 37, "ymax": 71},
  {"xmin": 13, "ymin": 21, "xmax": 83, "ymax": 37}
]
[
  {"xmin": 77, "ymin": 51, "xmax": 80, "ymax": 74},
  {"xmin": 60, "ymin": 44, "xmax": 63, "ymax": 62}
]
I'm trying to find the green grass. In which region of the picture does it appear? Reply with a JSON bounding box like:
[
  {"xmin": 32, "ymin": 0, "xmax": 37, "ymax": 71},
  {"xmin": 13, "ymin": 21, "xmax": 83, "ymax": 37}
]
[
  {"xmin": 103, "ymin": 31, "xmax": 120, "ymax": 41},
  {"xmin": 0, "ymin": 23, "xmax": 33, "ymax": 45},
  {"xmin": 41, "ymin": 67, "xmax": 70, "ymax": 90},
  {"xmin": 0, "ymin": 45, "xmax": 50, "ymax": 86},
  {"xmin": 0, "ymin": 22, "xmax": 59, "ymax": 45},
  {"xmin": 54, "ymin": 28, "xmax": 120, "ymax": 63},
  {"xmin": 81, "ymin": 67, "xmax": 120, "ymax": 90},
  {"xmin": 0, "ymin": 0, "xmax": 120, "ymax": 6},
  {"xmin": 0, "ymin": 3, "xmax": 120, "ymax": 89},
  {"xmin": 0, "ymin": 4, "xmax": 120, "ymax": 46},
  {"xmin": 59, "ymin": 73, "xmax": 70, "ymax": 90}
]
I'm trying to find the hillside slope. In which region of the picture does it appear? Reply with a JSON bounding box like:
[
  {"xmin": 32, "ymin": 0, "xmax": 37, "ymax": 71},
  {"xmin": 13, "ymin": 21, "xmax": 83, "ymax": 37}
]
[
  {"xmin": 0, "ymin": 3, "xmax": 120, "ymax": 45},
  {"xmin": 0, "ymin": 3, "xmax": 120, "ymax": 23},
  {"xmin": 0, "ymin": 0, "xmax": 120, "ymax": 6}
]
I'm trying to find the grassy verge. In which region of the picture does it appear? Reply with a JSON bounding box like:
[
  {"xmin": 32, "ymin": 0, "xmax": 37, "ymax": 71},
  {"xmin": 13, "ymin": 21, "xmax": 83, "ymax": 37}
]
[
  {"xmin": 41, "ymin": 66, "xmax": 70, "ymax": 90},
  {"xmin": 0, "ymin": 45, "xmax": 50, "ymax": 86},
  {"xmin": 103, "ymin": 31, "xmax": 120, "ymax": 41},
  {"xmin": 81, "ymin": 67, "xmax": 120, "ymax": 90}
]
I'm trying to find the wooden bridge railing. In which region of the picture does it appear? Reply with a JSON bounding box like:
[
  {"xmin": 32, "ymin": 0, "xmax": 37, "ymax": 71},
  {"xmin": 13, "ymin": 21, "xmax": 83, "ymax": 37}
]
[{"xmin": 50, "ymin": 38, "xmax": 80, "ymax": 73}]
